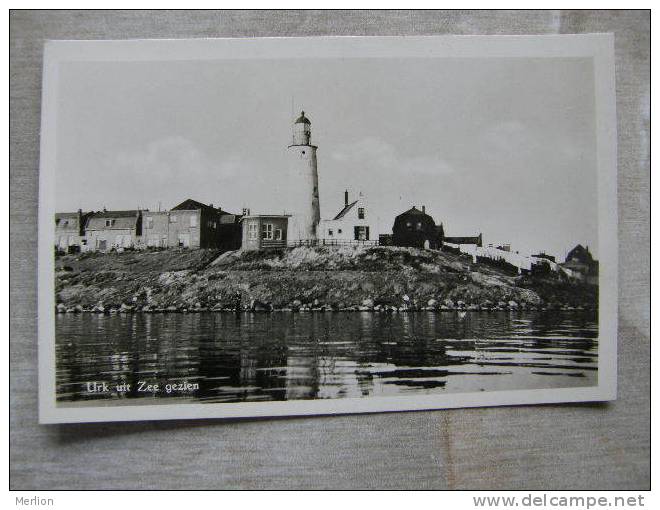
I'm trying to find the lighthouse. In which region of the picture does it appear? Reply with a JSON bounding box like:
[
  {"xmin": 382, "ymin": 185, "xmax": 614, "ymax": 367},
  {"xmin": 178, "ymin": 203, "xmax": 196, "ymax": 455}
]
[{"xmin": 286, "ymin": 111, "xmax": 321, "ymax": 241}]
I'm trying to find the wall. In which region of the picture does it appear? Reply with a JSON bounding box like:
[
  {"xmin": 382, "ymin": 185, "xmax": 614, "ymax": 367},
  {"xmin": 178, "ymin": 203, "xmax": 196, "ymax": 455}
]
[
  {"xmin": 242, "ymin": 216, "xmax": 288, "ymax": 251},
  {"xmin": 10, "ymin": 10, "xmax": 649, "ymax": 489}
]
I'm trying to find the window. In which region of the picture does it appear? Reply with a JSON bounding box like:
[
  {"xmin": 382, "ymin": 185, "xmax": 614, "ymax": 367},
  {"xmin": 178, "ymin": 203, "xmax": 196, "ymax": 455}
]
[
  {"xmin": 190, "ymin": 216, "xmax": 197, "ymax": 227},
  {"xmin": 406, "ymin": 221, "xmax": 413, "ymax": 229},
  {"xmin": 105, "ymin": 219, "xmax": 114, "ymax": 227},
  {"xmin": 81, "ymin": 239, "xmax": 87, "ymax": 245},
  {"xmin": 170, "ymin": 215, "xmax": 177, "ymax": 223},
  {"xmin": 328, "ymin": 229, "xmax": 334, "ymax": 236},
  {"xmin": 145, "ymin": 217, "xmax": 153, "ymax": 229},
  {"xmin": 416, "ymin": 222, "xmax": 423, "ymax": 231},
  {"xmin": 358, "ymin": 207, "xmax": 365, "ymax": 219},
  {"xmin": 275, "ymin": 229, "xmax": 283, "ymax": 241},
  {"xmin": 354, "ymin": 226, "xmax": 370, "ymax": 241},
  {"xmin": 262, "ymin": 223, "xmax": 273, "ymax": 240},
  {"xmin": 248, "ymin": 222, "xmax": 258, "ymax": 240},
  {"xmin": 338, "ymin": 229, "xmax": 342, "ymax": 234}
]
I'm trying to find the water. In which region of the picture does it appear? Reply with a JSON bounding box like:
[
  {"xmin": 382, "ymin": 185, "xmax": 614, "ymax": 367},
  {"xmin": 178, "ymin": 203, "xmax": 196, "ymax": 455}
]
[{"xmin": 55, "ymin": 311, "xmax": 598, "ymax": 405}]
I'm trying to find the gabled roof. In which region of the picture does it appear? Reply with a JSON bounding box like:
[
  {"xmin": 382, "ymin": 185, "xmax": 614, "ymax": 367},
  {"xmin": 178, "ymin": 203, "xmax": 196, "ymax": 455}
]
[
  {"xmin": 398, "ymin": 206, "xmax": 427, "ymax": 217},
  {"xmin": 333, "ymin": 201, "xmax": 358, "ymax": 220},
  {"xmin": 172, "ymin": 199, "xmax": 217, "ymax": 212}
]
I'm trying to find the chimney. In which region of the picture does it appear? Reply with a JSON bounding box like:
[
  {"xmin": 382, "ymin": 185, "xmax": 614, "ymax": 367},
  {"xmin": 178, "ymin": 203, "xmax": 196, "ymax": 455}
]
[
  {"xmin": 422, "ymin": 205, "xmax": 426, "ymax": 214},
  {"xmin": 344, "ymin": 190, "xmax": 349, "ymax": 206},
  {"xmin": 209, "ymin": 203, "xmax": 214, "ymax": 209}
]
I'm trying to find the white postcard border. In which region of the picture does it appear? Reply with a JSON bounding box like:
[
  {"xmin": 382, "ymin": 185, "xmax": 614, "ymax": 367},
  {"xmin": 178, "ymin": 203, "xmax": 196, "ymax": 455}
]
[{"xmin": 38, "ymin": 34, "xmax": 618, "ymax": 424}]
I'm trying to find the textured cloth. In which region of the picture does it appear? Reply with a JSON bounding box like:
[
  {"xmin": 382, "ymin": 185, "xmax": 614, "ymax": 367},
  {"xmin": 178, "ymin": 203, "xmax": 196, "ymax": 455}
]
[{"xmin": 9, "ymin": 10, "xmax": 650, "ymax": 489}]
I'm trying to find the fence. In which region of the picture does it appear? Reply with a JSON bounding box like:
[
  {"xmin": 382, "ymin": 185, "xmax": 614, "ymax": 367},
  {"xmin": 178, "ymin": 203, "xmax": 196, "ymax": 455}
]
[{"xmin": 287, "ymin": 239, "xmax": 379, "ymax": 248}]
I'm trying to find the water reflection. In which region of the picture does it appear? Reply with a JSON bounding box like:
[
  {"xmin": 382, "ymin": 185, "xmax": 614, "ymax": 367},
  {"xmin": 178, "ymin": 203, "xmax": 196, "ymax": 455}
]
[{"xmin": 55, "ymin": 311, "xmax": 598, "ymax": 405}]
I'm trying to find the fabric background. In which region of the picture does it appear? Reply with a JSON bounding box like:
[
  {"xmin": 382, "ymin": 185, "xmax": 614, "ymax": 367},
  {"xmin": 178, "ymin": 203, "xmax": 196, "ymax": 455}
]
[{"xmin": 9, "ymin": 10, "xmax": 650, "ymax": 490}]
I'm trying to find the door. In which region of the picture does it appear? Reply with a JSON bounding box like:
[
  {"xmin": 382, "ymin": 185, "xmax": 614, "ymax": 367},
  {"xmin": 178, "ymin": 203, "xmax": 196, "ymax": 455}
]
[{"xmin": 98, "ymin": 239, "xmax": 107, "ymax": 251}]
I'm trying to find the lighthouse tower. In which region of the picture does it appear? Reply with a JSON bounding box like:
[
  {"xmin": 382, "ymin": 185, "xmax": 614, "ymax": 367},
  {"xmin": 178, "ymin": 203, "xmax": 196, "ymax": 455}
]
[{"xmin": 286, "ymin": 111, "xmax": 321, "ymax": 241}]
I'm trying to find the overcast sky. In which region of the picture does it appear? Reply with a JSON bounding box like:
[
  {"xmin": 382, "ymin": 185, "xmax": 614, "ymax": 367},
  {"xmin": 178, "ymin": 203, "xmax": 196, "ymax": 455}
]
[{"xmin": 55, "ymin": 56, "xmax": 597, "ymax": 259}]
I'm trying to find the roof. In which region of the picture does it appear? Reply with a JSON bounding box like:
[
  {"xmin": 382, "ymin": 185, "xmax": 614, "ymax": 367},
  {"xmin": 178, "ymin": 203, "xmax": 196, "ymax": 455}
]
[
  {"xmin": 396, "ymin": 206, "xmax": 430, "ymax": 218},
  {"xmin": 86, "ymin": 210, "xmax": 140, "ymax": 231},
  {"xmin": 294, "ymin": 111, "xmax": 311, "ymax": 125},
  {"xmin": 172, "ymin": 199, "xmax": 218, "ymax": 212},
  {"xmin": 444, "ymin": 236, "xmax": 481, "ymax": 245},
  {"xmin": 240, "ymin": 214, "xmax": 290, "ymax": 222},
  {"xmin": 566, "ymin": 244, "xmax": 594, "ymax": 264},
  {"xmin": 55, "ymin": 212, "xmax": 81, "ymax": 219},
  {"xmin": 333, "ymin": 201, "xmax": 358, "ymax": 220}
]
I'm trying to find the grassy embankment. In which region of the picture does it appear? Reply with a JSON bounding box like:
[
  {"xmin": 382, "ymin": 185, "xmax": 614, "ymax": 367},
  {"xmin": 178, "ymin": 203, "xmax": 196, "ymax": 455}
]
[{"xmin": 54, "ymin": 245, "xmax": 597, "ymax": 313}]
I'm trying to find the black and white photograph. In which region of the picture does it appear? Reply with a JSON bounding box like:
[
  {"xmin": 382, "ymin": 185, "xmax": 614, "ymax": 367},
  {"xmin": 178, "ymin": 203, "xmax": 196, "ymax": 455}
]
[{"xmin": 37, "ymin": 35, "xmax": 618, "ymax": 424}]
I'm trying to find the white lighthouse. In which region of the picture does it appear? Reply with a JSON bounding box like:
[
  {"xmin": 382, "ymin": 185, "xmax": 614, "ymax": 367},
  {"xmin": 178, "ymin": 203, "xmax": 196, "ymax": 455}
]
[{"xmin": 286, "ymin": 111, "xmax": 321, "ymax": 242}]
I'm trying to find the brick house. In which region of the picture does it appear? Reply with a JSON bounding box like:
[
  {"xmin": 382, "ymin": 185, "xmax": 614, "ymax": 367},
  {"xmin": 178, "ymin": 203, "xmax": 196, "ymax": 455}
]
[
  {"xmin": 241, "ymin": 215, "xmax": 290, "ymax": 251},
  {"xmin": 142, "ymin": 199, "xmax": 242, "ymax": 250}
]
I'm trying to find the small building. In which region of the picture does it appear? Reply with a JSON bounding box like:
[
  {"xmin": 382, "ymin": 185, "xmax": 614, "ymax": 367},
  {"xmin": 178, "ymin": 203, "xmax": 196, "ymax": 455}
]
[
  {"xmin": 320, "ymin": 190, "xmax": 377, "ymax": 244},
  {"xmin": 142, "ymin": 199, "xmax": 242, "ymax": 250},
  {"xmin": 443, "ymin": 234, "xmax": 483, "ymax": 248},
  {"xmin": 241, "ymin": 215, "xmax": 290, "ymax": 251},
  {"xmin": 83, "ymin": 210, "xmax": 142, "ymax": 251},
  {"xmin": 54, "ymin": 210, "xmax": 91, "ymax": 253},
  {"xmin": 392, "ymin": 206, "xmax": 440, "ymax": 249},
  {"xmin": 561, "ymin": 244, "xmax": 599, "ymax": 284}
]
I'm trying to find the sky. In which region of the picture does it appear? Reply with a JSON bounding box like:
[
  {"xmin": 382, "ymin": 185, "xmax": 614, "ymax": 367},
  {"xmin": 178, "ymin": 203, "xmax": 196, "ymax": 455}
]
[{"xmin": 55, "ymin": 56, "xmax": 598, "ymax": 259}]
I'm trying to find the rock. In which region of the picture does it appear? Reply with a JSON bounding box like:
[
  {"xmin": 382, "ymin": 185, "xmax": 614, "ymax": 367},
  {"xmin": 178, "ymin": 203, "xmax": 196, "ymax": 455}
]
[
  {"xmin": 56, "ymin": 303, "xmax": 66, "ymax": 313},
  {"xmin": 361, "ymin": 298, "xmax": 374, "ymax": 309},
  {"xmin": 358, "ymin": 306, "xmax": 371, "ymax": 311},
  {"xmin": 456, "ymin": 300, "xmax": 465, "ymax": 308},
  {"xmin": 402, "ymin": 294, "xmax": 410, "ymax": 302},
  {"xmin": 166, "ymin": 306, "xmax": 178, "ymax": 312},
  {"xmin": 92, "ymin": 304, "xmax": 105, "ymax": 313},
  {"xmin": 508, "ymin": 300, "xmax": 518, "ymax": 309},
  {"xmin": 427, "ymin": 298, "xmax": 438, "ymax": 308},
  {"xmin": 251, "ymin": 299, "xmax": 271, "ymax": 312},
  {"xmin": 443, "ymin": 299, "xmax": 455, "ymax": 309},
  {"xmin": 313, "ymin": 298, "xmax": 320, "ymax": 307},
  {"xmin": 119, "ymin": 303, "xmax": 133, "ymax": 313}
]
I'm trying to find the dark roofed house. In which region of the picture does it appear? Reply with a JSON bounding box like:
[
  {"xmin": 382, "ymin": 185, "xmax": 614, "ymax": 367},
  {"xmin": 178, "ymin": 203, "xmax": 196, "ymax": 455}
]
[
  {"xmin": 83, "ymin": 209, "xmax": 142, "ymax": 252},
  {"xmin": 561, "ymin": 244, "xmax": 599, "ymax": 284},
  {"xmin": 392, "ymin": 206, "xmax": 440, "ymax": 249},
  {"xmin": 142, "ymin": 199, "xmax": 242, "ymax": 250}
]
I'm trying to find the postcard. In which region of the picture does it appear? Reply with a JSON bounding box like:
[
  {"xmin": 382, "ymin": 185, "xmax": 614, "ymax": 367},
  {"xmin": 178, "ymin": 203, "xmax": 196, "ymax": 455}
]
[{"xmin": 38, "ymin": 35, "xmax": 617, "ymax": 423}]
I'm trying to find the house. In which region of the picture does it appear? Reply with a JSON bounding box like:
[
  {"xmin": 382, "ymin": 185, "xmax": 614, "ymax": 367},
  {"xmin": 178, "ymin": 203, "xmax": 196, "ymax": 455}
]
[
  {"xmin": 83, "ymin": 209, "xmax": 142, "ymax": 252},
  {"xmin": 320, "ymin": 190, "xmax": 377, "ymax": 244},
  {"xmin": 142, "ymin": 199, "xmax": 242, "ymax": 250},
  {"xmin": 54, "ymin": 210, "xmax": 91, "ymax": 253},
  {"xmin": 561, "ymin": 244, "xmax": 599, "ymax": 284},
  {"xmin": 392, "ymin": 206, "xmax": 441, "ymax": 249},
  {"xmin": 241, "ymin": 214, "xmax": 290, "ymax": 251}
]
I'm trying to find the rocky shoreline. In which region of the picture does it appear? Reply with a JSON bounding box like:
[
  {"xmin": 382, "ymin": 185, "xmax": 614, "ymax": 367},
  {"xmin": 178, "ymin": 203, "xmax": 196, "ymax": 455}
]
[
  {"xmin": 54, "ymin": 245, "xmax": 598, "ymax": 316},
  {"xmin": 55, "ymin": 297, "xmax": 594, "ymax": 314}
]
